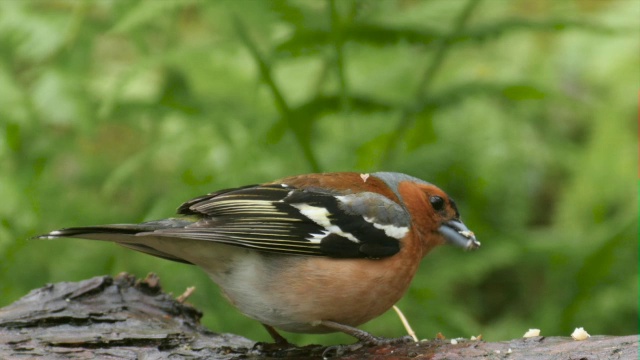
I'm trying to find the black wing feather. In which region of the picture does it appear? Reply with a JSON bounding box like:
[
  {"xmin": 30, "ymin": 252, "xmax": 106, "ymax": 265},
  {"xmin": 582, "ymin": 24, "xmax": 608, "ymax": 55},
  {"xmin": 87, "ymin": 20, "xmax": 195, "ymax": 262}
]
[{"xmin": 149, "ymin": 184, "xmax": 406, "ymax": 259}]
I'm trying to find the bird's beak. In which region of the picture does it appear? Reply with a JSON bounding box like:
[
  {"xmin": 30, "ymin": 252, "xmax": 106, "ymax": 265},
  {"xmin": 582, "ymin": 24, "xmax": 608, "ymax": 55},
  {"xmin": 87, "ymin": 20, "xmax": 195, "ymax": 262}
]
[{"xmin": 438, "ymin": 219, "xmax": 480, "ymax": 250}]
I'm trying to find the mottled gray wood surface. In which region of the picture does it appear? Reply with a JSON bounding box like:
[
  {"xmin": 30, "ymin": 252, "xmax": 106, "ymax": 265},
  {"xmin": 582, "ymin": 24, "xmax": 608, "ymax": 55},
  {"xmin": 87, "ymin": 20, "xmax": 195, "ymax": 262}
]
[{"xmin": 1, "ymin": 274, "xmax": 636, "ymax": 359}]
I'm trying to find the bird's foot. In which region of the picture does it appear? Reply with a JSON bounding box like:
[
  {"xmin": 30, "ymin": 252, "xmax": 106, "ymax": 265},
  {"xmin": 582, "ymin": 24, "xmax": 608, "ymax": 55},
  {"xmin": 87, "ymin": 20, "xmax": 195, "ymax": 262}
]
[
  {"xmin": 251, "ymin": 323, "xmax": 327, "ymax": 357},
  {"xmin": 251, "ymin": 325, "xmax": 295, "ymax": 353}
]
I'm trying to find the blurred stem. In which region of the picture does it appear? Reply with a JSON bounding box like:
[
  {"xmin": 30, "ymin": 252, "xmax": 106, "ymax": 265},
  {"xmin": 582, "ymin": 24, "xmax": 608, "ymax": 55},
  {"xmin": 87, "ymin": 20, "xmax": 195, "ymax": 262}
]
[
  {"xmin": 329, "ymin": 0, "xmax": 348, "ymax": 111},
  {"xmin": 311, "ymin": 61, "xmax": 331, "ymax": 96},
  {"xmin": 61, "ymin": 1, "xmax": 88, "ymax": 54},
  {"xmin": 234, "ymin": 17, "xmax": 321, "ymax": 172},
  {"xmin": 34, "ymin": 0, "xmax": 88, "ymax": 65},
  {"xmin": 380, "ymin": 0, "xmax": 482, "ymax": 168},
  {"xmin": 560, "ymin": 219, "xmax": 635, "ymax": 330}
]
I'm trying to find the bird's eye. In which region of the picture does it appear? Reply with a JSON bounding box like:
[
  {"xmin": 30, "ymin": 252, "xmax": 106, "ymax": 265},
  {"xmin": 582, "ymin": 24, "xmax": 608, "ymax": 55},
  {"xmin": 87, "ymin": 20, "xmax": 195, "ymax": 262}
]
[{"xmin": 429, "ymin": 196, "xmax": 445, "ymax": 211}]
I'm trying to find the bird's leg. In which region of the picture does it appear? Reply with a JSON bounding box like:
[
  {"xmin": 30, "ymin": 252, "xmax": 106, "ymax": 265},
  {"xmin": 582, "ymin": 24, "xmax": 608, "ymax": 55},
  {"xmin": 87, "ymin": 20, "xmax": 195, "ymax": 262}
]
[
  {"xmin": 319, "ymin": 320, "xmax": 414, "ymax": 357},
  {"xmin": 251, "ymin": 324, "xmax": 297, "ymax": 354},
  {"xmin": 262, "ymin": 324, "xmax": 292, "ymax": 346},
  {"xmin": 319, "ymin": 320, "xmax": 413, "ymax": 345}
]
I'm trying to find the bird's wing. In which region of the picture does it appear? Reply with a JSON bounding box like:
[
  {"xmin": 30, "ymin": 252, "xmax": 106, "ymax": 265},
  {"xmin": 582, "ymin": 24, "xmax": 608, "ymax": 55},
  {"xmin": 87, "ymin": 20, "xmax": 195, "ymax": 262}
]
[{"xmin": 149, "ymin": 183, "xmax": 411, "ymax": 258}]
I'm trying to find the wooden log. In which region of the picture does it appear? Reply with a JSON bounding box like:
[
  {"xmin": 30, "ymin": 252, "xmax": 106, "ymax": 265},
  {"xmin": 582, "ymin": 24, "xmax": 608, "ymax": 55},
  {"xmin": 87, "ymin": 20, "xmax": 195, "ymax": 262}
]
[{"xmin": 0, "ymin": 274, "xmax": 637, "ymax": 359}]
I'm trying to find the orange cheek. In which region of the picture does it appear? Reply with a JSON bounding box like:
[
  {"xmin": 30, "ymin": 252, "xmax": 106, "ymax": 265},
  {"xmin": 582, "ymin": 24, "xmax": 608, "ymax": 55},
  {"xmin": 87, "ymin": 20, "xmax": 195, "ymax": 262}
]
[{"xmin": 397, "ymin": 182, "xmax": 447, "ymax": 253}]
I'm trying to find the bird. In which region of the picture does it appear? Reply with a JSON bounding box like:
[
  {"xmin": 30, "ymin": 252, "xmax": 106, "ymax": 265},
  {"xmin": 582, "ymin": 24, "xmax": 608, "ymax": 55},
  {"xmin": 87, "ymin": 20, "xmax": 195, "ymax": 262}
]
[{"xmin": 37, "ymin": 171, "xmax": 480, "ymax": 346}]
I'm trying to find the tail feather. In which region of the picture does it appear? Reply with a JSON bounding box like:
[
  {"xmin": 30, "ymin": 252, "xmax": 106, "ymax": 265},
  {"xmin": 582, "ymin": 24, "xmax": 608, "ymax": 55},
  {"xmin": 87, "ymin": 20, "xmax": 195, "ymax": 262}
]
[
  {"xmin": 34, "ymin": 218, "xmax": 196, "ymax": 265},
  {"xmin": 35, "ymin": 218, "xmax": 195, "ymax": 240},
  {"xmin": 36, "ymin": 225, "xmax": 144, "ymax": 239}
]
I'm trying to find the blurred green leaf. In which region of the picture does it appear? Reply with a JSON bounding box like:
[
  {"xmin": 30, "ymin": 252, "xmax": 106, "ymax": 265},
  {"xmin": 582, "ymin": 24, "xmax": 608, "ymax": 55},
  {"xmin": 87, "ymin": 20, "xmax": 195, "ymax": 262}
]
[
  {"xmin": 356, "ymin": 132, "xmax": 393, "ymax": 169},
  {"xmin": 405, "ymin": 110, "xmax": 436, "ymax": 151},
  {"xmin": 561, "ymin": 221, "xmax": 635, "ymax": 329},
  {"xmin": 111, "ymin": 0, "xmax": 193, "ymax": 34},
  {"xmin": 276, "ymin": 17, "xmax": 617, "ymax": 57},
  {"xmin": 267, "ymin": 94, "xmax": 395, "ymax": 143},
  {"xmin": 501, "ymin": 84, "xmax": 546, "ymax": 100},
  {"xmin": 455, "ymin": 17, "xmax": 618, "ymax": 43},
  {"xmin": 275, "ymin": 23, "xmax": 441, "ymax": 56},
  {"xmin": 159, "ymin": 68, "xmax": 201, "ymax": 114},
  {"xmin": 5, "ymin": 121, "xmax": 21, "ymax": 152}
]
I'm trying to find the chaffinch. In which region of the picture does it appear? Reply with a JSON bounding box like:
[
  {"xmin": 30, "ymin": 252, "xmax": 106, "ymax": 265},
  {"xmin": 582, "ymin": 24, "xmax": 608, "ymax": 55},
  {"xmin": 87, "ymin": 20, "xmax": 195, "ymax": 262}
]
[{"xmin": 38, "ymin": 172, "xmax": 479, "ymax": 346}]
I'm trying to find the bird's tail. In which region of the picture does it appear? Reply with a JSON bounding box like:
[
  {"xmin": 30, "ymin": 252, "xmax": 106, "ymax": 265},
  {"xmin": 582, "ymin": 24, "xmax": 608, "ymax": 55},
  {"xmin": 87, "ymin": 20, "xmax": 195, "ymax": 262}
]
[{"xmin": 34, "ymin": 218, "xmax": 197, "ymax": 264}]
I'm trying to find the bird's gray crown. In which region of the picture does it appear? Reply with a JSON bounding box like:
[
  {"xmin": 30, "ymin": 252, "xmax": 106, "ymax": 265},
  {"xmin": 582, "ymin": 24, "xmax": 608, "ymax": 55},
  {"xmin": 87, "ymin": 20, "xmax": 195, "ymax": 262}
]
[{"xmin": 372, "ymin": 172, "xmax": 431, "ymax": 203}]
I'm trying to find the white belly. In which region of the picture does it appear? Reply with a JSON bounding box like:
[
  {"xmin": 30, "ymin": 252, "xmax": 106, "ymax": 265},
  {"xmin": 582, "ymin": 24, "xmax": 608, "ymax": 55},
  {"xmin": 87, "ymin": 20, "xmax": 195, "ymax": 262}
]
[{"xmin": 132, "ymin": 237, "xmax": 322, "ymax": 332}]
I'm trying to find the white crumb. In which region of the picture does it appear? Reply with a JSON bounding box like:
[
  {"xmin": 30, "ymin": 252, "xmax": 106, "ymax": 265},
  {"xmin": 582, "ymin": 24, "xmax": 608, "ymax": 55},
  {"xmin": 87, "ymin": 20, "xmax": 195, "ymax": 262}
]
[
  {"xmin": 523, "ymin": 329, "xmax": 541, "ymax": 337},
  {"xmin": 571, "ymin": 327, "xmax": 590, "ymax": 340}
]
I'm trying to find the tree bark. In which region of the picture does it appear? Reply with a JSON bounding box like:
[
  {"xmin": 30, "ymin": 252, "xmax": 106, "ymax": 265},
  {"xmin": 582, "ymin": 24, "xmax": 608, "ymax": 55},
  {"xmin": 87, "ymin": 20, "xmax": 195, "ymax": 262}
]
[{"xmin": 0, "ymin": 274, "xmax": 636, "ymax": 359}]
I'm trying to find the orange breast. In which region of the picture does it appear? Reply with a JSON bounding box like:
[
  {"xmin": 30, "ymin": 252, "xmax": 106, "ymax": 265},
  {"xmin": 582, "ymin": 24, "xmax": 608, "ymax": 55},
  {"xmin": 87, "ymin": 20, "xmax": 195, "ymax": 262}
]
[{"xmin": 270, "ymin": 239, "xmax": 426, "ymax": 333}]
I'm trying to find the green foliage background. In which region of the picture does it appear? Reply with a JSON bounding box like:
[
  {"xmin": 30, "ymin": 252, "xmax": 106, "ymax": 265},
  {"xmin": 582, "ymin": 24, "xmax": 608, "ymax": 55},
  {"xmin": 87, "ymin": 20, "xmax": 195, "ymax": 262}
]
[{"xmin": 0, "ymin": 0, "xmax": 637, "ymax": 345}]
